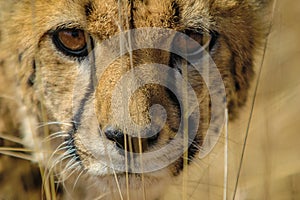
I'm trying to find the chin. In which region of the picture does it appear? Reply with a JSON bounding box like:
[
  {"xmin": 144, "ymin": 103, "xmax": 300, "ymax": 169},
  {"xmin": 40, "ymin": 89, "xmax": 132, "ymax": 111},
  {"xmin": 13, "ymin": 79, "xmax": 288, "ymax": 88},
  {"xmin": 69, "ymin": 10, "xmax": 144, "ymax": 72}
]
[{"xmin": 63, "ymin": 169, "xmax": 170, "ymax": 200}]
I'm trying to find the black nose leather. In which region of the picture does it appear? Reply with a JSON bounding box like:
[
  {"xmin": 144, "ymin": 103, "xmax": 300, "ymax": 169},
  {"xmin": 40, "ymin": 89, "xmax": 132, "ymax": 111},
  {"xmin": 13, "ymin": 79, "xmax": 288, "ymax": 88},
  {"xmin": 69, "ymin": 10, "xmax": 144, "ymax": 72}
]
[
  {"xmin": 103, "ymin": 126, "xmax": 159, "ymax": 152},
  {"xmin": 104, "ymin": 126, "xmax": 125, "ymax": 149}
]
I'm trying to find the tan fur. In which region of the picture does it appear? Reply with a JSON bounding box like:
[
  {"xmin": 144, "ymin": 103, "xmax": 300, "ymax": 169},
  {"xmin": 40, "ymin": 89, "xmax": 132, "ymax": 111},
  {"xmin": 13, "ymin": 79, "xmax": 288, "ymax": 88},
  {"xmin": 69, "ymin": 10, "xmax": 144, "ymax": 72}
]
[{"xmin": 0, "ymin": 0, "xmax": 270, "ymax": 199}]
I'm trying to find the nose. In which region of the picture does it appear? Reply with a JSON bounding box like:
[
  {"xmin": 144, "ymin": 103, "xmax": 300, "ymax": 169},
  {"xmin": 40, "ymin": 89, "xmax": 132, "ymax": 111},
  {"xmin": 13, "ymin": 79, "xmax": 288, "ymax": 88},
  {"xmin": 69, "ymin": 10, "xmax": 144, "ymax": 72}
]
[{"xmin": 103, "ymin": 126, "xmax": 159, "ymax": 153}]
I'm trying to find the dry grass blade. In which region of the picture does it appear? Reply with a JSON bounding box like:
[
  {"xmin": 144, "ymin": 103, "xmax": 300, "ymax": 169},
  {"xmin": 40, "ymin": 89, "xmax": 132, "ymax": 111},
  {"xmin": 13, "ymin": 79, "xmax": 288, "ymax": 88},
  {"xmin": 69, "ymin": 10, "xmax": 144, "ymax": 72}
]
[
  {"xmin": 0, "ymin": 147, "xmax": 33, "ymax": 152},
  {"xmin": 232, "ymin": 1, "xmax": 278, "ymax": 199},
  {"xmin": 0, "ymin": 150, "xmax": 34, "ymax": 161},
  {"xmin": 0, "ymin": 134, "xmax": 24, "ymax": 145}
]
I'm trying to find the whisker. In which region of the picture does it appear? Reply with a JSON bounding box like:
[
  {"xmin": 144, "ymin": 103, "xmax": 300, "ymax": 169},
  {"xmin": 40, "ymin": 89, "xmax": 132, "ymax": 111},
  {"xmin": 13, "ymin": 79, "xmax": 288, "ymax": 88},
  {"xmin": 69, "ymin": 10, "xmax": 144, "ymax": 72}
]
[
  {"xmin": 45, "ymin": 147, "xmax": 73, "ymax": 179},
  {"xmin": 46, "ymin": 140, "xmax": 71, "ymax": 166},
  {"xmin": 58, "ymin": 163, "xmax": 81, "ymax": 183},
  {"xmin": 42, "ymin": 153, "xmax": 77, "ymax": 196},
  {"xmin": 37, "ymin": 121, "xmax": 73, "ymax": 129},
  {"xmin": 64, "ymin": 156, "xmax": 80, "ymax": 171},
  {"xmin": 49, "ymin": 152, "xmax": 75, "ymax": 171},
  {"xmin": 72, "ymin": 168, "xmax": 86, "ymax": 190},
  {"xmin": 42, "ymin": 131, "xmax": 68, "ymax": 143}
]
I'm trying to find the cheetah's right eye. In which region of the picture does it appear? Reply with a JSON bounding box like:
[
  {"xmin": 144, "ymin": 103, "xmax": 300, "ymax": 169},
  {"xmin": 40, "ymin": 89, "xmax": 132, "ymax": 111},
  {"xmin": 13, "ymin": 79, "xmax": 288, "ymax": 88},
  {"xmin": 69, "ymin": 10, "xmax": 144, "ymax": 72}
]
[{"xmin": 52, "ymin": 29, "xmax": 92, "ymax": 57}]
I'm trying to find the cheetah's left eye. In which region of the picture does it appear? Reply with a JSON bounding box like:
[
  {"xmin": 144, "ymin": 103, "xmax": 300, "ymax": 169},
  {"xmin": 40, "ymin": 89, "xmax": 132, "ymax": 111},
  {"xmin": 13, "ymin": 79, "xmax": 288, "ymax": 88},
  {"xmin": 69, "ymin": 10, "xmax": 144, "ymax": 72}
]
[
  {"xmin": 172, "ymin": 30, "xmax": 216, "ymax": 57},
  {"xmin": 52, "ymin": 29, "xmax": 92, "ymax": 57}
]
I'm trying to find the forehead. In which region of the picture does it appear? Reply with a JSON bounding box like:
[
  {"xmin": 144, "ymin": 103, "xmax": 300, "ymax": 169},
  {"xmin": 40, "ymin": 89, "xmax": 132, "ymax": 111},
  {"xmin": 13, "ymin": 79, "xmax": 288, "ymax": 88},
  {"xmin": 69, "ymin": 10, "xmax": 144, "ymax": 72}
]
[
  {"xmin": 81, "ymin": 0, "xmax": 213, "ymax": 38},
  {"xmin": 27, "ymin": 0, "xmax": 240, "ymax": 41}
]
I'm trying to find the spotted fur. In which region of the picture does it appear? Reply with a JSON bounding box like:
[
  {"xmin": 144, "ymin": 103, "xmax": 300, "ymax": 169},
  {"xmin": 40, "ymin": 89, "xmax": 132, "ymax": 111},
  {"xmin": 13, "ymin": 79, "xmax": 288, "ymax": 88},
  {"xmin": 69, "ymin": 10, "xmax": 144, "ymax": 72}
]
[{"xmin": 0, "ymin": 0, "xmax": 270, "ymax": 199}]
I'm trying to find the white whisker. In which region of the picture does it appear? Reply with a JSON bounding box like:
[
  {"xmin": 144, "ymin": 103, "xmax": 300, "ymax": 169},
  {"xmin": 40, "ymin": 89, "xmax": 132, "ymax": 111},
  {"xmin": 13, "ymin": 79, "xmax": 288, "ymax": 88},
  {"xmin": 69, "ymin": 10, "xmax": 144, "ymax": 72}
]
[
  {"xmin": 47, "ymin": 151, "xmax": 74, "ymax": 176},
  {"xmin": 42, "ymin": 131, "xmax": 68, "ymax": 143},
  {"xmin": 58, "ymin": 164, "xmax": 81, "ymax": 183},
  {"xmin": 64, "ymin": 156, "xmax": 79, "ymax": 171},
  {"xmin": 37, "ymin": 121, "xmax": 73, "ymax": 129},
  {"xmin": 46, "ymin": 140, "xmax": 70, "ymax": 166},
  {"xmin": 72, "ymin": 168, "xmax": 86, "ymax": 190}
]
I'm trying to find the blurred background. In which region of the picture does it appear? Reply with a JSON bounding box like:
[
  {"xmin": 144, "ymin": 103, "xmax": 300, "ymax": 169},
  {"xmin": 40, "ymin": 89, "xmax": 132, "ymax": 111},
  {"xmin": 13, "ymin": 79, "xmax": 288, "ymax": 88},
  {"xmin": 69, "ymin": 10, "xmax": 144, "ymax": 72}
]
[{"xmin": 166, "ymin": 0, "xmax": 300, "ymax": 199}]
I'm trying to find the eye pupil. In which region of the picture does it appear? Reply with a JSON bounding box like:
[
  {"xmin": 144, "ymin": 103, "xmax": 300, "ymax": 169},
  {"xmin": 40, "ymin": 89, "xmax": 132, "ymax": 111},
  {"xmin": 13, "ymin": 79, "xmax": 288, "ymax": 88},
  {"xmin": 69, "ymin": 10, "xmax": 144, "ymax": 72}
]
[
  {"xmin": 71, "ymin": 31, "xmax": 79, "ymax": 38},
  {"xmin": 52, "ymin": 28, "xmax": 92, "ymax": 58}
]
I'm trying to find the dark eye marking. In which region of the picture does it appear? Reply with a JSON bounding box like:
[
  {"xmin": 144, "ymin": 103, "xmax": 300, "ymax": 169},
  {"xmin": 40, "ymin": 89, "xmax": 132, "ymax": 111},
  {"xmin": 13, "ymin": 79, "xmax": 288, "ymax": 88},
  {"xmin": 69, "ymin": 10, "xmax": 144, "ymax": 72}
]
[
  {"xmin": 172, "ymin": 30, "xmax": 218, "ymax": 57},
  {"xmin": 52, "ymin": 28, "xmax": 92, "ymax": 58},
  {"xmin": 169, "ymin": 29, "xmax": 219, "ymax": 72}
]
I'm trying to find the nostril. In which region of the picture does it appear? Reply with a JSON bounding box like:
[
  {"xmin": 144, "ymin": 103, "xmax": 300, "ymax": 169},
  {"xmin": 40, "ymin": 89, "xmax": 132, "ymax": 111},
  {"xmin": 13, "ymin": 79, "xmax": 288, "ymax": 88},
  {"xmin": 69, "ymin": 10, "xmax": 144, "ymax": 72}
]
[
  {"xmin": 147, "ymin": 133, "xmax": 159, "ymax": 145},
  {"xmin": 103, "ymin": 126, "xmax": 159, "ymax": 152},
  {"xmin": 104, "ymin": 126, "xmax": 125, "ymax": 149}
]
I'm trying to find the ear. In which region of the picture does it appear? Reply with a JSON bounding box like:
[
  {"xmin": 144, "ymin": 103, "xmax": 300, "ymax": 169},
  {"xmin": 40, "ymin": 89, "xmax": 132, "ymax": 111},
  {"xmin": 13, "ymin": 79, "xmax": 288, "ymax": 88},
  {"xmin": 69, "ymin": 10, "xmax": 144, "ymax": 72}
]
[
  {"xmin": 228, "ymin": 0, "xmax": 272, "ymax": 114},
  {"xmin": 208, "ymin": 0, "xmax": 273, "ymax": 118}
]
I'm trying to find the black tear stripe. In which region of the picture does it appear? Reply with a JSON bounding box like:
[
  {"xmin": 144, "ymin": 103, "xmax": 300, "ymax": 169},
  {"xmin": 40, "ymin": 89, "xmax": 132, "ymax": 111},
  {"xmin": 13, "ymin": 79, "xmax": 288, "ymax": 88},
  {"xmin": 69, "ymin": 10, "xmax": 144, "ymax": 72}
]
[
  {"xmin": 72, "ymin": 55, "xmax": 96, "ymax": 129},
  {"xmin": 66, "ymin": 72, "xmax": 94, "ymax": 163},
  {"xmin": 67, "ymin": 46, "xmax": 96, "ymax": 162}
]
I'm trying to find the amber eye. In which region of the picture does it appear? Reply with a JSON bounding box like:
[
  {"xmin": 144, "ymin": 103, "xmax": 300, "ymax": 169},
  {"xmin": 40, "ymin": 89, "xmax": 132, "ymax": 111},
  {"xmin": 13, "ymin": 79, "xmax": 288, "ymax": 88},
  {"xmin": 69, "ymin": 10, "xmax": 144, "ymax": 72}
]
[
  {"xmin": 172, "ymin": 30, "xmax": 213, "ymax": 56},
  {"xmin": 52, "ymin": 29, "xmax": 91, "ymax": 57}
]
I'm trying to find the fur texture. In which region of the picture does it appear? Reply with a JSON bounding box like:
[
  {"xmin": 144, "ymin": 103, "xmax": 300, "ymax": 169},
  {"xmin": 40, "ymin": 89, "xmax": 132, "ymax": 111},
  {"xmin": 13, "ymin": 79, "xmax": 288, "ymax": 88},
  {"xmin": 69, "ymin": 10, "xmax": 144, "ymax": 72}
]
[{"xmin": 0, "ymin": 0, "xmax": 270, "ymax": 199}]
